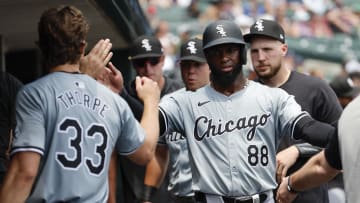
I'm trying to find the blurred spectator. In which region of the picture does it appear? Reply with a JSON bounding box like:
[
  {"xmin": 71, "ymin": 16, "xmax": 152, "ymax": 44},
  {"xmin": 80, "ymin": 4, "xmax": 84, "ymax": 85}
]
[
  {"xmin": 155, "ymin": 20, "xmax": 180, "ymax": 74},
  {"xmin": 349, "ymin": 72, "xmax": 360, "ymax": 87},
  {"xmin": 308, "ymin": 11, "xmax": 334, "ymax": 38},
  {"xmin": 186, "ymin": 0, "xmax": 201, "ymax": 18},
  {"xmin": 344, "ymin": 56, "xmax": 360, "ymax": 73},
  {"xmin": 242, "ymin": 0, "xmax": 274, "ymax": 20},
  {"xmin": 309, "ymin": 69, "xmax": 325, "ymax": 80},
  {"xmin": 326, "ymin": 0, "xmax": 360, "ymax": 36},
  {"xmin": 199, "ymin": 0, "xmax": 238, "ymax": 23}
]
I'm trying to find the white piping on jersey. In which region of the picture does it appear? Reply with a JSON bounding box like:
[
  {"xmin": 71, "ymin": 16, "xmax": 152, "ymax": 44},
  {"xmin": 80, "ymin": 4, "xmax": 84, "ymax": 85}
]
[{"xmin": 290, "ymin": 112, "xmax": 310, "ymax": 139}]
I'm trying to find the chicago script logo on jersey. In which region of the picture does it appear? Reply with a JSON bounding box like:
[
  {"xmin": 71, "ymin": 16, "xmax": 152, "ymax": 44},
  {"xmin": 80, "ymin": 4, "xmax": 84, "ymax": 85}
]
[
  {"xmin": 197, "ymin": 101, "xmax": 210, "ymax": 106},
  {"xmin": 165, "ymin": 132, "xmax": 186, "ymax": 143},
  {"xmin": 193, "ymin": 113, "xmax": 271, "ymax": 141}
]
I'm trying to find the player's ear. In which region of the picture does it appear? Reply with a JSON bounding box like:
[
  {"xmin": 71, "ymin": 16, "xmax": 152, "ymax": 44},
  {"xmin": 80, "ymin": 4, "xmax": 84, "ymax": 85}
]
[{"xmin": 281, "ymin": 43, "xmax": 288, "ymax": 57}]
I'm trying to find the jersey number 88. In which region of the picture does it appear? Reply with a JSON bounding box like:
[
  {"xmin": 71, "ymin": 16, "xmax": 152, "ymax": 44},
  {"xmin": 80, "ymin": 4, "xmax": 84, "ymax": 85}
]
[{"xmin": 248, "ymin": 145, "xmax": 269, "ymax": 166}]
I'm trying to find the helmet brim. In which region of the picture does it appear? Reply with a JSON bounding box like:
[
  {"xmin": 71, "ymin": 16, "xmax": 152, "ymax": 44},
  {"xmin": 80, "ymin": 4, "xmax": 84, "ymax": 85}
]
[{"xmin": 203, "ymin": 37, "xmax": 245, "ymax": 50}]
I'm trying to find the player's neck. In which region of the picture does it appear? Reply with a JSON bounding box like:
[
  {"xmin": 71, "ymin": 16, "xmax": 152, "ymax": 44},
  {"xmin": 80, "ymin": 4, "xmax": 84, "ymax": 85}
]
[
  {"xmin": 261, "ymin": 67, "xmax": 291, "ymax": 88},
  {"xmin": 211, "ymin": 75, "xmax": 248, "ymax": 96},
  {"xmin": 50, "ymin": 63, "xmax": 81, "ymax": 74}
]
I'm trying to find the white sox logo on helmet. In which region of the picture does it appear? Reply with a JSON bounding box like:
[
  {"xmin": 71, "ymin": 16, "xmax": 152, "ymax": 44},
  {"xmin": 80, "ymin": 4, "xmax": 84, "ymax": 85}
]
[
  {"xmin": 254, "ymin": 20, "xmax": 265, "ymax": 32},
  {"xmin": 186, "ymin": 41, "xmax": 197, "ymax": 54},
  {"xmin": 216, "ymin": 24, "xmax": 227, "ymax": 37},
  {"xmin": 141, "ymin": 39, "xmax": 152, "ymax": 51}
]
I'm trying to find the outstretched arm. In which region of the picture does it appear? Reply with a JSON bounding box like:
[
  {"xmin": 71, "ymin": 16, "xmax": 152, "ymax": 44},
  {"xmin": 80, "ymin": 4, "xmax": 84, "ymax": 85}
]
[
  {"xmin": 276, "ymin": 150, "xmax": 340, "ymax": 203},
  {"xmin": 127, "ymin": 77, "xmax": 160, "ymax": 165},
  {"xmin": 293, "ymin": 116, "xmax": 336, "ymax": 147},
  {"xmin": 0, "ymin": 152, "xmax": 41, "ymax": 203},
  {"xmin": 276, "ymin": 143, "xmax": 322, "ymax": 183},
  {"xmin": 141, "ymin": 145, "xmax": 169, "ymax": 202}
]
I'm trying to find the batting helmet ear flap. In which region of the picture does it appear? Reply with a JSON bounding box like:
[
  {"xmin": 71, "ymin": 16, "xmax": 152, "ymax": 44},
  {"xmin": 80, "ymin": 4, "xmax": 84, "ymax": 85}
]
[{"xmin": 240, "ymin": 46, "xmax": 247, "ymax": 65}]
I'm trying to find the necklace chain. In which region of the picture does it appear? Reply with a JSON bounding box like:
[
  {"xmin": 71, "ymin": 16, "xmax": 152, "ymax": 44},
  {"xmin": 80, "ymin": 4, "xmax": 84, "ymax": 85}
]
[{"xmin": 243, "ymin": 79, "xmax": 249, "ymax": 89}]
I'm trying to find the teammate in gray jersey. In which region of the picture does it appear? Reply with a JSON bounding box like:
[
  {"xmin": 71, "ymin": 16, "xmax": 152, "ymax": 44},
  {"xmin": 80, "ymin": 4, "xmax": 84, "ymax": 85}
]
[
  {"xmin": 0, "ymin": 5, "xmax": 160, "ymax": 203},
  {"xmin": 143, "ymin": 37, "xmax": 210, "ymax": 203},
  {"xmin": 157, "ymin": 20, "xmax": 336, "ymax": 203}
]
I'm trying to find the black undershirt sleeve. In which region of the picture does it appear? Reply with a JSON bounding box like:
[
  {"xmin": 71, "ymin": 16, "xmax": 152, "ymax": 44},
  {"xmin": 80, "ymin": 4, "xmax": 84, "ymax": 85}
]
[
  {"xmin": 324, "ymin": 130, "xmax": 342, "ymax": 170},
  {"xmin": 120, "ymin": 88, "xmax": 143, "ymax": 121},
  {"xmin": 119, "ymin": 89, "xmax": 166, "ymax": 136},
  {"xmin": 293, "ymin": 115, "xmax": 336, "ymax": 147}
]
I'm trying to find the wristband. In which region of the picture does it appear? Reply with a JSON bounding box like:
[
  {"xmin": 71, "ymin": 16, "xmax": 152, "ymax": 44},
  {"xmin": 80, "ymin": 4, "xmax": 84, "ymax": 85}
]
[
  {"xmin": 287, "ymin": 176, "xmax": 299, "ymax": 193},
  {"xmin": 141, "ymin": 185, "xmax": 157, "ymax": 201}
]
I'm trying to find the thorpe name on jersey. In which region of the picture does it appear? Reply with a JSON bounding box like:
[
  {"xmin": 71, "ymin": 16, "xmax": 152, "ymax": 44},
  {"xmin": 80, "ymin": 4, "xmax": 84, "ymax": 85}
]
[{"xmin": 56, "ymin": 89, "xmax": 109, "ymax": 118}]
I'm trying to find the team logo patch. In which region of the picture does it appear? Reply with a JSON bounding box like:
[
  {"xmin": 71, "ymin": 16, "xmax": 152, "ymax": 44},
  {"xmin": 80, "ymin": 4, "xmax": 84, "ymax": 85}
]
[
  {"xmin": 254, "ymin": 20, "xmax": 264, "ymax": 32},
  {"xmin": 280, "ymin": 34, "xmax": 284, "ymax": 40},
  {"xmin": 197, "ymin": 100, "xmax": 210, "ymax": 106},
  {"xmin": 141, "ymin": 39, "xmax": 152, "ymax": 51},
  {"xmin": 186, "ymin": 41, "xmax": 197, "ymax": 54},
  {"xmin": 216, "ymin": 25, "xmax": 227, "ymax": 37}
]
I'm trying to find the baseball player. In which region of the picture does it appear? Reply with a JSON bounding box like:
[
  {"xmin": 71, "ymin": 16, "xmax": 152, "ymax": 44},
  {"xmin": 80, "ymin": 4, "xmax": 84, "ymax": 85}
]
[
  {"xmin": 99, "ymin": 20, "xmax": 337, "ymax": 203},
  {"xmin": 0, "ymin": 5, "xmax": 160, "ymax": 203},
  {"xmin": 157, "ymin": 20, "xmax": 336, "ymax": 203},
  {"xmin": 119, "ymin": 35, "xmax": 184, "ymax": 203},
  {"xmin": 244, "ymin": 19, "xmax": 343, "ymax": 203},
  {"xmin": 143, "ymin": 37, "xmax": 210, "ymax": 203},
  {"xmin": 276, "ymin": 94, "xmax": 360, "ymax": 203}
]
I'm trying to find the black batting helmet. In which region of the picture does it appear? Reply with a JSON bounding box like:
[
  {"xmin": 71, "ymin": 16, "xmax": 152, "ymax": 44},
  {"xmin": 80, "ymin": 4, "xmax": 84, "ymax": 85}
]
[{"xmin": 202, "ymin": 20, "xmax": 247, "ymax": 65}]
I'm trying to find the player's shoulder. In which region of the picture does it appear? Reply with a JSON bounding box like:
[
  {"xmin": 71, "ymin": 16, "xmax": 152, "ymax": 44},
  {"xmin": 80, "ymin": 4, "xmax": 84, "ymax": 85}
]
[
  {"xmin": 249, "ymin": 80, "xmax": 292, "ymax": 99},
  {"xmin": 249, "ymin": 80, "xmax": 285, "ymax": 92},
  {"xmin": 162, "ymin": 87, "xmax": 186, "ymax": 100},
  {"xmin": 164, "ymin": 76, "xmax": 185, "ymax": 92},
  {"xmin": 290, "ymin": 71, "xmax": 329, "ymax": 87}
]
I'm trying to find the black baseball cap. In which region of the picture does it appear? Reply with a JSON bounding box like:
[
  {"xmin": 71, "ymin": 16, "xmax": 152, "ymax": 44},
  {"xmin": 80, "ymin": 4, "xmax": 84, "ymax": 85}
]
[
  {"xmin": 179, "ymin": 38, "xmax": 206, "ymax": 63},
  {"xmin": 128, "ymin": 35, "xmax": 163, "ymax": 60},
  {"xmin": 330, "ymin": 76, "xmax": 360, "ymax": 98},
  {"xmin": 244, "ymin": 19, "xmax": 285, "ymax": 43}
]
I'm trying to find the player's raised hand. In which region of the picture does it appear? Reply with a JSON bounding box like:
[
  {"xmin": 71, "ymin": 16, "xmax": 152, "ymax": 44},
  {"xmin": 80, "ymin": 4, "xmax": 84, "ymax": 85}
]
[
  {"xmin": 276, "ymin": 146, "xmax": 299, "ymax": 183},
  {"xmin": 276, "ymin": 176, "xmax": 298, "ymax": 203},
  {"xmin": 80, "ymin": 38, "xmax": 113, "ymax": 78},
  {"xmin": 135, "ymin": 76, "xmax": 160, "ymax": 104},
  {"xmin": 97, "ymin": 62, "xmax": 124, "ymax": 93}
]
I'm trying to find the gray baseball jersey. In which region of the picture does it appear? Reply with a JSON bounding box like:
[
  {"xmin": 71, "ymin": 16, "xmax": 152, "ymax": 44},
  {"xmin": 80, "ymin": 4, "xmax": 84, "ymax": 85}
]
[
  {"xmin": 11, "ymin": 72, "xmax": 145, "ymax": 203},
  {"xmin": 159, "ymin": 88, "xmax": 194, "ymax": 197},
  {"xmin": 159, "ymin": 80, "xmax": 307, "ymax": 196},
  {"xmin": 338, "ymin": 95, "xmax": 360, "ymax": 203}
]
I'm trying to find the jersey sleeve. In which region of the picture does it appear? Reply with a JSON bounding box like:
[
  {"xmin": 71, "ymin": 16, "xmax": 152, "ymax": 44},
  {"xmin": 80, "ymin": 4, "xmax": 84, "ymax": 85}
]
[
  {"xmin": 11, "ymin": 86, "xmax": 46, "ymax": 155},
  {"xmin": 159, "ymin": 92, "xmax": 186, "ymax": 136},
  {"xmin": 114, "ymin": 100, "xmax": 146, "ymax": 155},
  {"xmin": 271, "ymin": 88, "xmax": 307, "ymax": 139}
]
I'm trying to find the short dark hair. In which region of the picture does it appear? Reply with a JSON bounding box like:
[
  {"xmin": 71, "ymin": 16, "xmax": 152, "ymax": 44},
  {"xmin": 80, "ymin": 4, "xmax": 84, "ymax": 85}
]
[{"xmin": 37, "ymin": 5, "xmax": 89, "ymax": 69}]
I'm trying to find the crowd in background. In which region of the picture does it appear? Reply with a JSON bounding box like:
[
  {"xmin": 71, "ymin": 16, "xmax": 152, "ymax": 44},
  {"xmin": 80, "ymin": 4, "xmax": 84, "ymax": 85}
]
[{"xmin": 137, "ymin": 0, "xmax": 360, "ymax": 86}]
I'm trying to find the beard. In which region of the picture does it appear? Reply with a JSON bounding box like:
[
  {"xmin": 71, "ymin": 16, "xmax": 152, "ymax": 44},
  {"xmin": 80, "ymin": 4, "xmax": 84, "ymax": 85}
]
[
  {"xmin": 210, "ymin": 63, "xmax": 242, "ymax": 87},
  {"xmin": 255, "ymin": 62, "xmax": 282, "ymax": 80}
]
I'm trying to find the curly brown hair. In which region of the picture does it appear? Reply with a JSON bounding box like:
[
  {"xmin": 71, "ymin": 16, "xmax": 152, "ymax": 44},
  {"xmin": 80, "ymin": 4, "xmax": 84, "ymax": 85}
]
[{"xmin": 37, "ymin": 5, "xmax": 90, "ymax": 69}]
